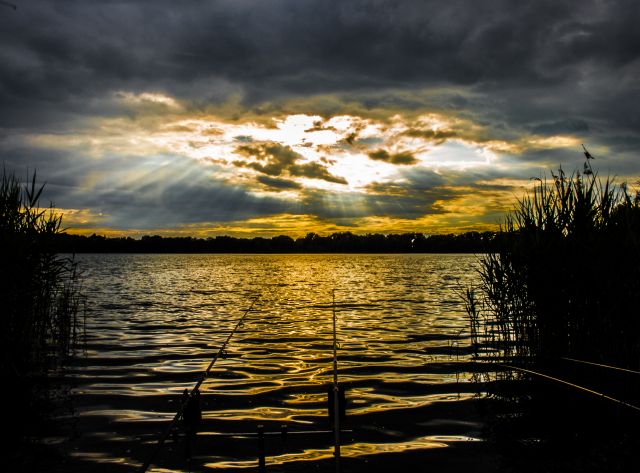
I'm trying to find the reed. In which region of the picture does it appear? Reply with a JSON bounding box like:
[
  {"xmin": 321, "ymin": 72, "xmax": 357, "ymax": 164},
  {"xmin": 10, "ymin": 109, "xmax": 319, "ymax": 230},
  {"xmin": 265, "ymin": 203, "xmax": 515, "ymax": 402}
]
[
  {"xmin": 467, "ymin": 155, "xmax": 640, "ymax": 368},
  {"xmin": 0, "ymin": 168, "xmax": 83, "ymax": 439},
  {"xmin": 466, "ymin": 152, "xmax": 640, "ymax": 468}
]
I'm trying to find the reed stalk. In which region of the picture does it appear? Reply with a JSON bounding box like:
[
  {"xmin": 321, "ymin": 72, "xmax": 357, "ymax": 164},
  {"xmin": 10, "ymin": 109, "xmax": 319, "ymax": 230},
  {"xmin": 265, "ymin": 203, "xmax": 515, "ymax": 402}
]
[
  {"xmin": 466, "ymin": 153, "xmax": 640, "ymax": 468},
  {"xmin": 0, "ymin": 168, "xmax": 84, "ymax": 440},
  {"xmin": 467, "ymin": 155, "xmax": 640, "ymax": 368}
]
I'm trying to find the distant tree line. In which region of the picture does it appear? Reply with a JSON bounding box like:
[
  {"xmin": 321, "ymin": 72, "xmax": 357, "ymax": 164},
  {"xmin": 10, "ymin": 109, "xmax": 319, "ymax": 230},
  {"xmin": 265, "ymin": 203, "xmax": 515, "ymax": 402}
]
[{"xmin": 54, "ymin": 230, "xmax": 496, "ymax": 253}]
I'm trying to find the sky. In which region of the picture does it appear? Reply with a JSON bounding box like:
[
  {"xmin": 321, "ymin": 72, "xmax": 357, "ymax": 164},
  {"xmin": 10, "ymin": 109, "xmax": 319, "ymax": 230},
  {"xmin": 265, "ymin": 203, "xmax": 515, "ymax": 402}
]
[{"xmin": 1, "ymin": 0, "xmax": 639, "ymax": 237}]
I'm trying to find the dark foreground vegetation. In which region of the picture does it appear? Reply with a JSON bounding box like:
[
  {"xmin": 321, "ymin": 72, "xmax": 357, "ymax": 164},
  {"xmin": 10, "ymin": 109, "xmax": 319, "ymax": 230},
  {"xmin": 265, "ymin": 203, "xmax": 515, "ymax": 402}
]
[
  {"xmin": 54, "ymin": 230, "xmax": 496, "ymax": 253},
  {"xmin": 1, "ymin": 170, "xmax": 83, "ymax": 466},
  {"xmin": 467, "ymin": 154, "xmax": 640, "ymax": 471}
]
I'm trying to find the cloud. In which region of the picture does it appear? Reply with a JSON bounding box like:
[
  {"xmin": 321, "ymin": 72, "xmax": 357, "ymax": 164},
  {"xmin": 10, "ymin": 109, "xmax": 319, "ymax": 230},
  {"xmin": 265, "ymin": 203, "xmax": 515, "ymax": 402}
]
[
  {"xmin": 2, "ymin": 147, "xmax": 294, "ymax": 228},
  {"xmin": 235, "ymin": 142, "xmax": 348, "ymax": 184},
  {"xmin": 402, "ymin": 128, "xmax": 458, "ymax": 143},
  {"xmin": 368, "ymin": 149, "xmax": 418, "ymax": 165},
  {"xmin": 290, "ymin": 161, "xmax": 348, "ymax": 184},
  {"xmin": 256, "ymin": 175, "xmax": 302, "ymax": 191},
  {"xmin": 2, "ymin": 1, "xmax": 638, "ymax": 129},
  {"xmin": 1, "ymin": 0, "xmax": 640, "ymax": 235},
  {"xmin": 530, "ymin": 119, "xmax": 589, "ymax": 136},
  {"xmin": 0, "ymin": 0, "xmax": 637, "ymax": 175}
]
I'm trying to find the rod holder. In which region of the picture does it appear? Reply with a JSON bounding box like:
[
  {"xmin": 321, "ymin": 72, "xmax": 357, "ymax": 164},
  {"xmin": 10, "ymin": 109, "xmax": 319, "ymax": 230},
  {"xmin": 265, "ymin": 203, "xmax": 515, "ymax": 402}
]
[
  {"xmin": 327, "ymin": 384, "xmax": 347, "ymax": 422},
  {"xmin": 257, "ymin": 424, "xmax": 265, "ymax": 473}
]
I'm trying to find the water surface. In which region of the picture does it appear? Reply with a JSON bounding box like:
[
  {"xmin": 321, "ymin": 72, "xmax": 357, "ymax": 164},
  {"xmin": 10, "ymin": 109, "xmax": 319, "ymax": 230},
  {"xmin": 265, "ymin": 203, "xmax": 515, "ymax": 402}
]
[{"xmin": 69, "ymin": 254, "xmax": 486, "ymax": 471}]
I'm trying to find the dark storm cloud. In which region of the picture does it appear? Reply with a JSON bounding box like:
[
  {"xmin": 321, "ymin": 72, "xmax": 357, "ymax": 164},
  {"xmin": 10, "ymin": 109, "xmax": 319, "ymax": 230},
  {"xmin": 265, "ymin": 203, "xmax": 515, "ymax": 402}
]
[
  {"xmin": 1, "ymin": 0, "xmax": 640, "ymax": 231},
  {"xmin": 1, "ymin": 1, "xmax": 639, "ymax": 132},
  {"xmin": 530, "ymin": 119, "xmax": 590, "ymax": 136}
]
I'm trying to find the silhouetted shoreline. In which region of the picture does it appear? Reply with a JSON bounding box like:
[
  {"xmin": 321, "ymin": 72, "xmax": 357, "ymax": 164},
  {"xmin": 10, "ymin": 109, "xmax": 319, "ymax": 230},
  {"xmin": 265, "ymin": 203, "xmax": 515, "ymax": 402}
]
[{"xmin": 54, "ymin": 230, "xmax": 496, "ymax": 254}]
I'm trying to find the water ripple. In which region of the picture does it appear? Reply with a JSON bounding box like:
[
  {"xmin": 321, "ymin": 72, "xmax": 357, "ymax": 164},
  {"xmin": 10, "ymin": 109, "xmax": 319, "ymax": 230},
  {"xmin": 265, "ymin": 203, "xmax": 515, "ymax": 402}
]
[{"xmin": 69, "ymin": 253, "xmax": 486, "ymax": 471}]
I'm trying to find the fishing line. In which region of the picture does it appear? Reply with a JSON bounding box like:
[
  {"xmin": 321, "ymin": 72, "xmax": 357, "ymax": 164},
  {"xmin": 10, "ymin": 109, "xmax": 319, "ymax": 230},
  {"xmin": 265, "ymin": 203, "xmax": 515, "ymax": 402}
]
[{"xmin": 559, "ymin": 356, "xmax": 640, "ymax": 376}]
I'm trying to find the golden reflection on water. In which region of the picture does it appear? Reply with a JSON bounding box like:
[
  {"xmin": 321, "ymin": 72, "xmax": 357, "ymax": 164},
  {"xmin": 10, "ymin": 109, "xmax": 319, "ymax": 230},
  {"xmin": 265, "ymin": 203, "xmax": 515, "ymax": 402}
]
[
  {"xmin": 202, "ymin": 406, "xmax": 325, "ymax": 423},
  {"xmin": 72, "ymin": 254, "xmax": 484, "ymax": 470},
  {"xmin": 204, "ymin": 435, "xmax": 482, "ymax": 470}
]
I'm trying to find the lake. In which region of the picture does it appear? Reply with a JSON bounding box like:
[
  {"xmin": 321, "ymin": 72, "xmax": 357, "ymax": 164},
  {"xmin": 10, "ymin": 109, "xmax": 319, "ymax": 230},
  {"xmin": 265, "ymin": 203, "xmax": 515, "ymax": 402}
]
[{"xmin": 67, "ymin": 253, "xmax": 494, "ymax": 472}]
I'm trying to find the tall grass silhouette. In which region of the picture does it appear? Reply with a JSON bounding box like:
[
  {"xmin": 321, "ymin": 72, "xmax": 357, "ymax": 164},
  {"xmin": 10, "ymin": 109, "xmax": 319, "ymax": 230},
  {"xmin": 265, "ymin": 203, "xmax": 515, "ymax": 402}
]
[
  {"xmin": 466, "ymin": 151, "xmax": 640, "ymax": 469},
  {"xmin": 467, "ymin": 155, "xmax": 640, "ymax": 367},
  {"xmin": 0, "ymin": 168, "xmax": 83, "ymax": 440}
]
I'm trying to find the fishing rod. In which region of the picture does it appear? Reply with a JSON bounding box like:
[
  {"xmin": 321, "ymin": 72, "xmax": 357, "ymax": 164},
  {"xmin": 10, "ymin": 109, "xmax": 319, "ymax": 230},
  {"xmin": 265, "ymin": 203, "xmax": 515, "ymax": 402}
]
[
  {"xmin": 498, "ymin": 363, "xmax": 640, "ymax": 414},
  {"xmin": 453, "ymin": 358, "xmax": 640, "ymax": 413},
  {"xmin": 138, "ymin": 295, "xmax": 261, "ymax": 473},
  {"xmin": 194, "ymin": 295, "xmax": 259, "ymax": 390}
]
